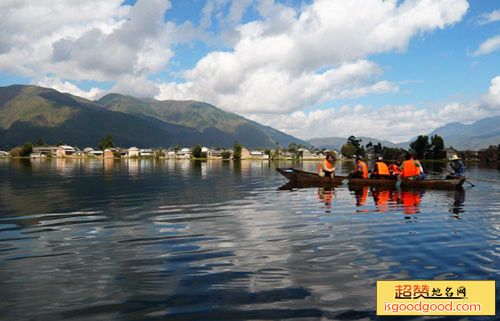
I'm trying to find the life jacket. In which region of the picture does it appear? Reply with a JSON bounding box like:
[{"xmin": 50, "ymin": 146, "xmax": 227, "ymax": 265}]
[
  {"xmin": 388, "ymin": 164, "xmax": 400, "ymax": 175},
  {"xmin": 374, "ymin": 161, "xmax": 390, "ymax": 176},
  {"xmin": 318, "ymin": 159, "xmax": 333, "ymax": 173},
  {"xmin": 402, "ymin": 160, "xmax": 419, "ymax": 178},
  {"xmin": 357, "ymin": 161, "xmax": 368, "ymax": 178}
]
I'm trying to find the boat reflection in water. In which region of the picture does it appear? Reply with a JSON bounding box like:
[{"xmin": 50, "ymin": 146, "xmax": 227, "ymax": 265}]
[{"xmin": 279, "ymin": 182, "xmax": 469, "ymax": 219}]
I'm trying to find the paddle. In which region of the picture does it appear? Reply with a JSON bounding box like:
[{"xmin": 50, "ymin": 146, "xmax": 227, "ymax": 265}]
[{"xmin": 440, "ymin": 167, "xmax": 475, "ymax": 187}]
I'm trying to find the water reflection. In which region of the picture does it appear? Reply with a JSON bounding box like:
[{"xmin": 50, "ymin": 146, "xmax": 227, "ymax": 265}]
[{"xmin": 0, "ymin": 159, "xmax": 499, "ymax": 320}]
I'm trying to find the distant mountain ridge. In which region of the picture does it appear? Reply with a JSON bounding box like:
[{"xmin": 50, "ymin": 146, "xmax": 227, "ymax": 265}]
[
  {"xmin": 307, "ymin": 116, "xmax": 500, "ymax": 151},
  {"xmin": 427, "ymin": 116, "xmax": 500, "ymax": 150},
  {"xmin": 307, "ymin": 136, "xmax": 408, "ymax": 151},
  {"xmin": 0, "ymin": 85, "xmax": 309, "ymax": 149}
]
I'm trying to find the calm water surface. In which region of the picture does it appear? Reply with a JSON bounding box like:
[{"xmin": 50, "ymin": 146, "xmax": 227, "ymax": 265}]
[{"xmin": 0, "ymin": 159, "xmax": 499, "ymax": 320}]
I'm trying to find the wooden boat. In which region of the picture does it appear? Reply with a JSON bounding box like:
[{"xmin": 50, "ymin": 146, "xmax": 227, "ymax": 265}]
[{"xmin": 277, "ymin": 168, "xmax": 465, "ymax": 190}]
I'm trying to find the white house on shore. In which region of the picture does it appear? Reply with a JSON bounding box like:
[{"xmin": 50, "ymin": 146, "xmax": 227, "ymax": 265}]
[
  {"xmin": 128, "ymin": 147, "xmax": 140, "ymax": 157},
  {"xmin": 57, "ymin": 145, "xmax": 76, "ymax": 157}
]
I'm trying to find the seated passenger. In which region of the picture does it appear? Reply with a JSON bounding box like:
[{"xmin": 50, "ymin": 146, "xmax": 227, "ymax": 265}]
[
  {"xmin": 370, "ymin": 157, "xmax": 390, "ymax": 179},
  {"xmin": 349, "ymin": 157, "xmax": 368, "ymax": 178},
  {"xmin": 318, "ymin": 154, "xmax": 336, "ymax": 178},
  {"xmin": 388, "ymin": 162, "xmax": 401, "ymax": 176},
  {"xmin": 399, "ymin": 153, "xmax": 420, "ymax": 180}
]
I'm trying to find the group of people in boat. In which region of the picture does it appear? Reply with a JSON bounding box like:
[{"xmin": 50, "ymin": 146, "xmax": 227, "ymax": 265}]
[{"xmin": 317, "ymin": 153, "xmax": 466, "ymax": 179}]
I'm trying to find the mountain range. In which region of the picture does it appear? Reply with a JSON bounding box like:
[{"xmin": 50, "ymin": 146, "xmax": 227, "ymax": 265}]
[
  {"xmin": 307, "ymin": 136, "xmax": 408, "ymax": 151},
  {"xmin": 0, "ymin": 84, "xmax": 497, "ymax": 151},
  {"xmin": 0, "ymin": 85, "xmax": 310, "ymax": 149},
  {"xmin": 307, "ymin": 117, "xmax": 500, "ymax": 151}
]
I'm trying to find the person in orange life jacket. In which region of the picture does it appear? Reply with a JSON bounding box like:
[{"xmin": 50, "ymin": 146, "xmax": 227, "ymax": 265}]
[
  {"xmin": 388, "ymin": 162, "xmax": 401, "ymax": 176},
  {"xmin": 349, "ymin": 157, "xmax": 368, "ymax": 178},
  {"xmin": 317, "ymin": 154, "xmax": 336, "ymax": 178},
  {"xmin": 370, "ymin": 156, "xmax": 390, "ymax": 179},
  {"xmin": 398, "ymin": 153, "xmax": 420, "ymax": 180}
]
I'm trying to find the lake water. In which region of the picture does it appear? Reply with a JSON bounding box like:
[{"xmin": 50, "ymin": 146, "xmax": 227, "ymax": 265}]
[{"xmin": 0, "ymin": 158, "xmax": 499, "ymax": 320}]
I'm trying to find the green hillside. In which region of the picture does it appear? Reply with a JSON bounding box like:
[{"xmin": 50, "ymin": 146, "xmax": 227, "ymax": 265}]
[{"xmin": 0, "ymin": 85, "xmax": 309, "ymax": 149}]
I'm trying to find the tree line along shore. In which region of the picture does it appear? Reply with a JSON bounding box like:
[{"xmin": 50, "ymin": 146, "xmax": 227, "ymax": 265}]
[{"xmin": 1, "ymin": 135, "xmax": 499, "ymax": 162}]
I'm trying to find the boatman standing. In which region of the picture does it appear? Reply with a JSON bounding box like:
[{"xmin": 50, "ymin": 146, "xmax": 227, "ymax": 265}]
[
  {"xmin": 448, "ymin": 154, "xmax": 466, "ymax": 178},
  {"xmin": 318, "ymin": 154, "xmax": 336, "ymax": 178}
]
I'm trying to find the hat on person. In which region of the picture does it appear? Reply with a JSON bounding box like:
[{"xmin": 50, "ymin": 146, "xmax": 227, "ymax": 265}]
[{"xmin": 451, "ymin": 154, "xmax": 460, "ymax": 161}]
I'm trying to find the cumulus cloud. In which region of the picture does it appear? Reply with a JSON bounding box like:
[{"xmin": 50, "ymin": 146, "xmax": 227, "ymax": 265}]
[
  {"xmin": 245, "ymin": 75, "xmax": 500, "ymax": 143},
  {"xmin": 472, "ymin": 35, "xmax": 500, "ymax": 56},
  {"xmin": 0, "ymin": 0, "xmax": 178, "ymax": 82},
  {"xmin": 483, "ymin": 76, "xmax": 500, "ymax": 107},
  {"xmin": 157, "ymin": 0, "xmax": 468, "ymax": 114}
]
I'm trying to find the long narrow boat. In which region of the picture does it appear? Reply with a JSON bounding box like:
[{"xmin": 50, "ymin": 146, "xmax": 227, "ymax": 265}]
[{"xmin": 277, "ymin": 168, "xmax": 465, "ymax": 190}]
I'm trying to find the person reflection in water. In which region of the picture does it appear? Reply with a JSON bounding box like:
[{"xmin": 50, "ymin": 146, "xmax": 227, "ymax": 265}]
[
  {"xmin": 450, "ymin": 188, "xmax": 465, "ymax": 219},
  {"xmin": 392, "ymin": 190, "xmax": 422, "ymax": 216},
  {"xmin": 318, "ymin": 187, "xmax": 335, "ymax": 212},
  {"xmin": 372, "ymin": 189, "xmax": 390, "ymax": 212}
]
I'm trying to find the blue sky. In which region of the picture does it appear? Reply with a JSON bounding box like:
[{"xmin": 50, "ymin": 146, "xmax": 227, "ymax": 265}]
[{"xmin": 0, "ymin": 0, "xmax": 499, "ymax": 142}]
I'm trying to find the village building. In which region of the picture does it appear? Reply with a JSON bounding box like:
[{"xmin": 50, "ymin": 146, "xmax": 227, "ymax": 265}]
[
  {"xmin": 139, "ymin": 149, "xmax": 153, "ymax": 157},
  {"xmin": 201, "ymin": 147, "xmax": 212, "ymax": 157},
  {"xmin": 0, "ymin": 151, "xmax": 10, "ymax": 157},
  {"xmin": 176, "ymin": 148, "xmax": 191, "ymax": 159},
  {"xmin": 128, "ymin": 147, "xmax": 140, "ymax": 157},
  {"xmin": 33, "ymin": 146, "xmax": 58, "ymax": 157},
  {"xmin": 241, "ymin": 148, "xmax": 251, "ymax": 159},
  {"xmin": 57, "ymin": 145, "xmax": 76, "ymax": 157},
  {"xmin": 89, "ymin": 150, "xmax": 103, "ymax": 157},
  {"xmin": 166, "ymin": 151, "xmax": 176, "ymax": 159},
  {"xmin": 297, "ymin": 148, "xmax": 320, "ymax": 159},
  {"xmin": 104, "ymin": 148, "xmax": 114, "ymax": 158}
]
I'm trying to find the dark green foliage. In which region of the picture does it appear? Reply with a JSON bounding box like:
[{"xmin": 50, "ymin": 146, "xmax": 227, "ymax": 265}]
[
  {"xmin": 233, "ymin": 141, "xmax": 242, "ymax": 160},
  {"xmin": 347, "ymin": 136, "xmax": 365, "ymax": 157},
  {"xmin": 374, "ymin": 142, "xmax": 383, "ymax": 154},
  {"xmin": 56, "ymin": 141, "xmax": 63, "ymax": 146},
  {"xmin": 4, "ymin": 145, "xmax": 10, "ymax": 151},
  {"xmin": 221, "ymin": 151, "xmax": 231, "ymax": 159},
  {"xmin": 410, "ymin": 135, "xmax": 431, "ymax": 159},
  {"xmin": 98, "ymin": 136, "xmax": 114, "ymax": 150},
  {"xmin": 341, "ymin": 144, "xmax": 356, "ymax": 158},
  {"xmin": 113, "ymin": 150, "xmax": 121, "ymax": 158},
  {"xmin": 192, "ymin": 144, "xmax": 202, "ymax": 158},
  {"xmin": 36, "ymin": 139, "xmax": 46, "ymax": 147},
  {"xmin": 382, "ymin": 147, "xmax": 407, "ymax": 161},
  {"xmin": 19, "ymin": 141, "xmax": 33, "ymax": 157},
  {"xmin": 430, "ymin": 135, "xmax": 445, "ymax": 159}
]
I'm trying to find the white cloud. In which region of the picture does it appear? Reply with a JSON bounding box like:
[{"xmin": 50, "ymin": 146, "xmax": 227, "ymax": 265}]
[
  {"xmin": 472, "ymin": 35, "xmax": 500, "ymax": 56},
  {"xmin": 36, "ymin": 77, "xmax": 105, "ymax": 100},
  {"xmin": 475, "ymin": 9, "xmax": 500, "ymax": 25},
  {"xmin": 0, "ymin": 0, "xmax": 177, "ymax": 82},
  {"xmin": 483, "ymin": 76, "xmax": 500, "ymax": 107},
  {"xmin": 158, "ymin": 0, "xmax": 468, "ymax": 114},
  {"xmin": 244, "ymin": 75, "xmax": 500, "ymax": 143}
]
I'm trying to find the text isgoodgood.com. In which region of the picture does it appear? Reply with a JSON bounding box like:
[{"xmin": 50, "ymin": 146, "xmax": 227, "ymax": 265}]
[{"xmin": 384, "ymin": 300, "xmax": 481, "ymax": 314}]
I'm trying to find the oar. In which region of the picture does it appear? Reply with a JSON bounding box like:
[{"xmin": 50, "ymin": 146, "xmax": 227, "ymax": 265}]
[{"xmin": 441, "ymin": 168, "xmax": 475, "ymax": 187}]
